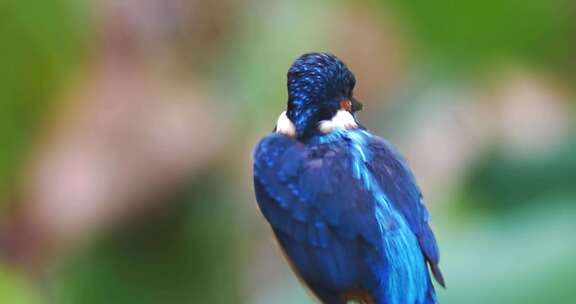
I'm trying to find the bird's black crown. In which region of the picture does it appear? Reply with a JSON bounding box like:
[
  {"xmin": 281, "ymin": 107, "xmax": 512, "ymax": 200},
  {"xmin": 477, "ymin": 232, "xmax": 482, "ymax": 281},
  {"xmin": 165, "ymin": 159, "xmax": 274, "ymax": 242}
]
[{"xmin": 286, "ymin": 52, "xmax": 357, "ymax": 138}]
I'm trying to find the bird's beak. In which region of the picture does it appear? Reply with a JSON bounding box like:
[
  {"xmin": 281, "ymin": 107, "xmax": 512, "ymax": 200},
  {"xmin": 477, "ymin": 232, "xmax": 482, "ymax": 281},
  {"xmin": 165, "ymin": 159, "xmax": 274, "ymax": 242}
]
[{"xmin": 351, "ymin": 97, "xmax": 363, "ymax": 112}]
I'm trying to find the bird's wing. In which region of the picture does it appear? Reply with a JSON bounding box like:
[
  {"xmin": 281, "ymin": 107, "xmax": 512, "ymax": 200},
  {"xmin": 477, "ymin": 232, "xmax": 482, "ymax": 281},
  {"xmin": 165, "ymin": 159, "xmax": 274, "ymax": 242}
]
[
  {"xmin": 366, "ymin": 135, "xmax": 445, "ymax": 287},
  {"xmin": 253, "ymin": 132, "xmax": 383, "ymax": 250},
  {"xmin": 253, "ymin": 132, "xmax": 444, "ymax": 286}
]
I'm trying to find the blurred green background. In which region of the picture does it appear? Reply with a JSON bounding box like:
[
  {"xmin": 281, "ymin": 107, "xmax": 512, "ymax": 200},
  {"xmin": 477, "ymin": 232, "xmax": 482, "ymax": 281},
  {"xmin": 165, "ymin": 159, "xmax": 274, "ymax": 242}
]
[{"xmin": 1, "ymin": 0, "xmax": 575, "ymax": 303}]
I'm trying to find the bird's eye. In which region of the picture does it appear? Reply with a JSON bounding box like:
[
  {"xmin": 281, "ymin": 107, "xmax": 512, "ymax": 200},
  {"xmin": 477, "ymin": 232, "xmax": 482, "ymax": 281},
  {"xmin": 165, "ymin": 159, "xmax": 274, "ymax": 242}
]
[{"xmin": 340, "ymin": 99, "xmax": 352, "ymax": 112}]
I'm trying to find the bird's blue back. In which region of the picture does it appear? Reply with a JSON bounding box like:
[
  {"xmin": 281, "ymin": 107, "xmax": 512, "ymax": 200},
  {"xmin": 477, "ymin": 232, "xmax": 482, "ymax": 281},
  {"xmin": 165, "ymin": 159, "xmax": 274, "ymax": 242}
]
[{"xmin": 254, "ymin": 129, "xmax": 443, "ymax": 304}]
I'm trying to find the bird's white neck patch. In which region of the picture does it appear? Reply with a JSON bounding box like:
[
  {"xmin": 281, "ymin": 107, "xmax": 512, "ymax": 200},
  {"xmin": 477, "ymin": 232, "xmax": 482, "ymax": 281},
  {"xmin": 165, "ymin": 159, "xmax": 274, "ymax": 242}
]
[
  {"xmin": 319, "ymin": 110, "xmax": 358, "ymax": 134},
  {"xmin": 275, "ymin": 110, "xmax": 358, "ymax": 137},
  {"xmin": 275, "ymin": 111, "xmax": 296, "ymax": 137}
]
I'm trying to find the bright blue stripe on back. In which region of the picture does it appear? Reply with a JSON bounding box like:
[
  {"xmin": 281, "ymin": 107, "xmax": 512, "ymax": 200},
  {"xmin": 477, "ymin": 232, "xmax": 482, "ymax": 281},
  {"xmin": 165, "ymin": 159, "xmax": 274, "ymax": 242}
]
[{"xmin": 317, "ymin": 129, "xmax": 429, "ymax": 304}]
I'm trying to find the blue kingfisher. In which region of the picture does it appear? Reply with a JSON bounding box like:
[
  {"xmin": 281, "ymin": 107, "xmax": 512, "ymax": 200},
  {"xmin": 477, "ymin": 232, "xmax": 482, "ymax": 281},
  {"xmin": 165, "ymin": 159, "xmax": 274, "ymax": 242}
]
[{"xmin": 253, "ymin": 52, "xmax": 444, "ymax": 304}]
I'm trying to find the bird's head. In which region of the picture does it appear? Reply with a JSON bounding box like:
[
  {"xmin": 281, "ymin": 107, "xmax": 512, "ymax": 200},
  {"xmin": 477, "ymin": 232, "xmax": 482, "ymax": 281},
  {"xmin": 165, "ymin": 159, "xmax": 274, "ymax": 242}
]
[{"xmin": 281, "ymin": 52, "xmax": 363, "ymax": 139}]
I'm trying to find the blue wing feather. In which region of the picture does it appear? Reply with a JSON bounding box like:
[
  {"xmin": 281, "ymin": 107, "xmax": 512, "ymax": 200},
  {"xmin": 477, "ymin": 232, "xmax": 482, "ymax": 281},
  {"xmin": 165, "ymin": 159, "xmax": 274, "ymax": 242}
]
[
  {"xmin": 367, "ymin": 136, "xmax": 444, "ymax": 287},
  {"xmin": 254, "ymin": 133, "xmax": 382, "ymax": 246}
]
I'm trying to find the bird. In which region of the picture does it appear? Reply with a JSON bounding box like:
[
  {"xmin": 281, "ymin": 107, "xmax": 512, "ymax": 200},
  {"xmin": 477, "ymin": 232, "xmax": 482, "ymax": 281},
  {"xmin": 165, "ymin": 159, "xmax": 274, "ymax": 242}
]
[{"xmin": 253, "ymin": 52, "xmax": 444, "ymax": 304}]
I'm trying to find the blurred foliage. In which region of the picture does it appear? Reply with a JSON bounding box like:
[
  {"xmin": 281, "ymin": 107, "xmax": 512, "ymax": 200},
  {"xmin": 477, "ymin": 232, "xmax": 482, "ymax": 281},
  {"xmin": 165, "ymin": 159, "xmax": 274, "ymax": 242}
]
[
  {"xmin": 464, "ymin": 138, "xmax": 576, "ymax": 210},
  {"xmin": 378, "ymin": 0, "xmax": 576, "ymax": 77},
  {"xmin": 0, "ymin": 265, "xmax": 40, "ymax": 304},
  {"xmin": 53, "ymin": 175, "xmax": 243, "ymax": 304},
  {"xmin": 0, "ymin": 0, "xmax": 575, "ymax": 303},
  {"xmin": 437, "ymin": 199, "xmax": 576, "ymax": 304},
  {"xmin": 0, "ymin": 0, "xmax": 87, "ymax": 198}
]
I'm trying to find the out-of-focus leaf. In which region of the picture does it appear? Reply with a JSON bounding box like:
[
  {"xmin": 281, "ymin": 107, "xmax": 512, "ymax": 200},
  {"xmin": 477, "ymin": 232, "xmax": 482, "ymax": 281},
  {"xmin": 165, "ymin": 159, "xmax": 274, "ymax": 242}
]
[
  {"xmin": 53, "ymin": 175, "xmax": 243, "ymax": 304},
  {"xmin": 377, "ymin": 0, "xmax": 575, "ymax": 76},
  {"xmin": 438, "ymin": 200, "xmax": 576, "ymax": 303},
  {"xmin": 0, "ymin": 0, "xmax": 87, "ymax": 198},
  {"xmin": 0, "ymin": 265, "xmax": 40, "ymax": 304},
  {"xmin": 462, "ymin": 137, "xmax": 576, "ymax": 210}
]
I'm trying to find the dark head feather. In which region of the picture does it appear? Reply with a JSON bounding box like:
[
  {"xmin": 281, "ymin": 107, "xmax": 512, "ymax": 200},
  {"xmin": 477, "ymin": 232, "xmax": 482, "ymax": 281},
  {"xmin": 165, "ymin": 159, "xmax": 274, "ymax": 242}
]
[{"xmin": 286, "ymin": 52, "xmax": 357, "ymax": 138}]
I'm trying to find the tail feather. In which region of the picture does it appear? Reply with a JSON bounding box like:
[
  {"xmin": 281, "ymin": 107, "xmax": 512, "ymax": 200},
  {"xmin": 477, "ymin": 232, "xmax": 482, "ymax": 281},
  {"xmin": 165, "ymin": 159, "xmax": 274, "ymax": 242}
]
[{"xmin": 430, "ymin": 263, "xmax": 446, "ymax": 288}]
